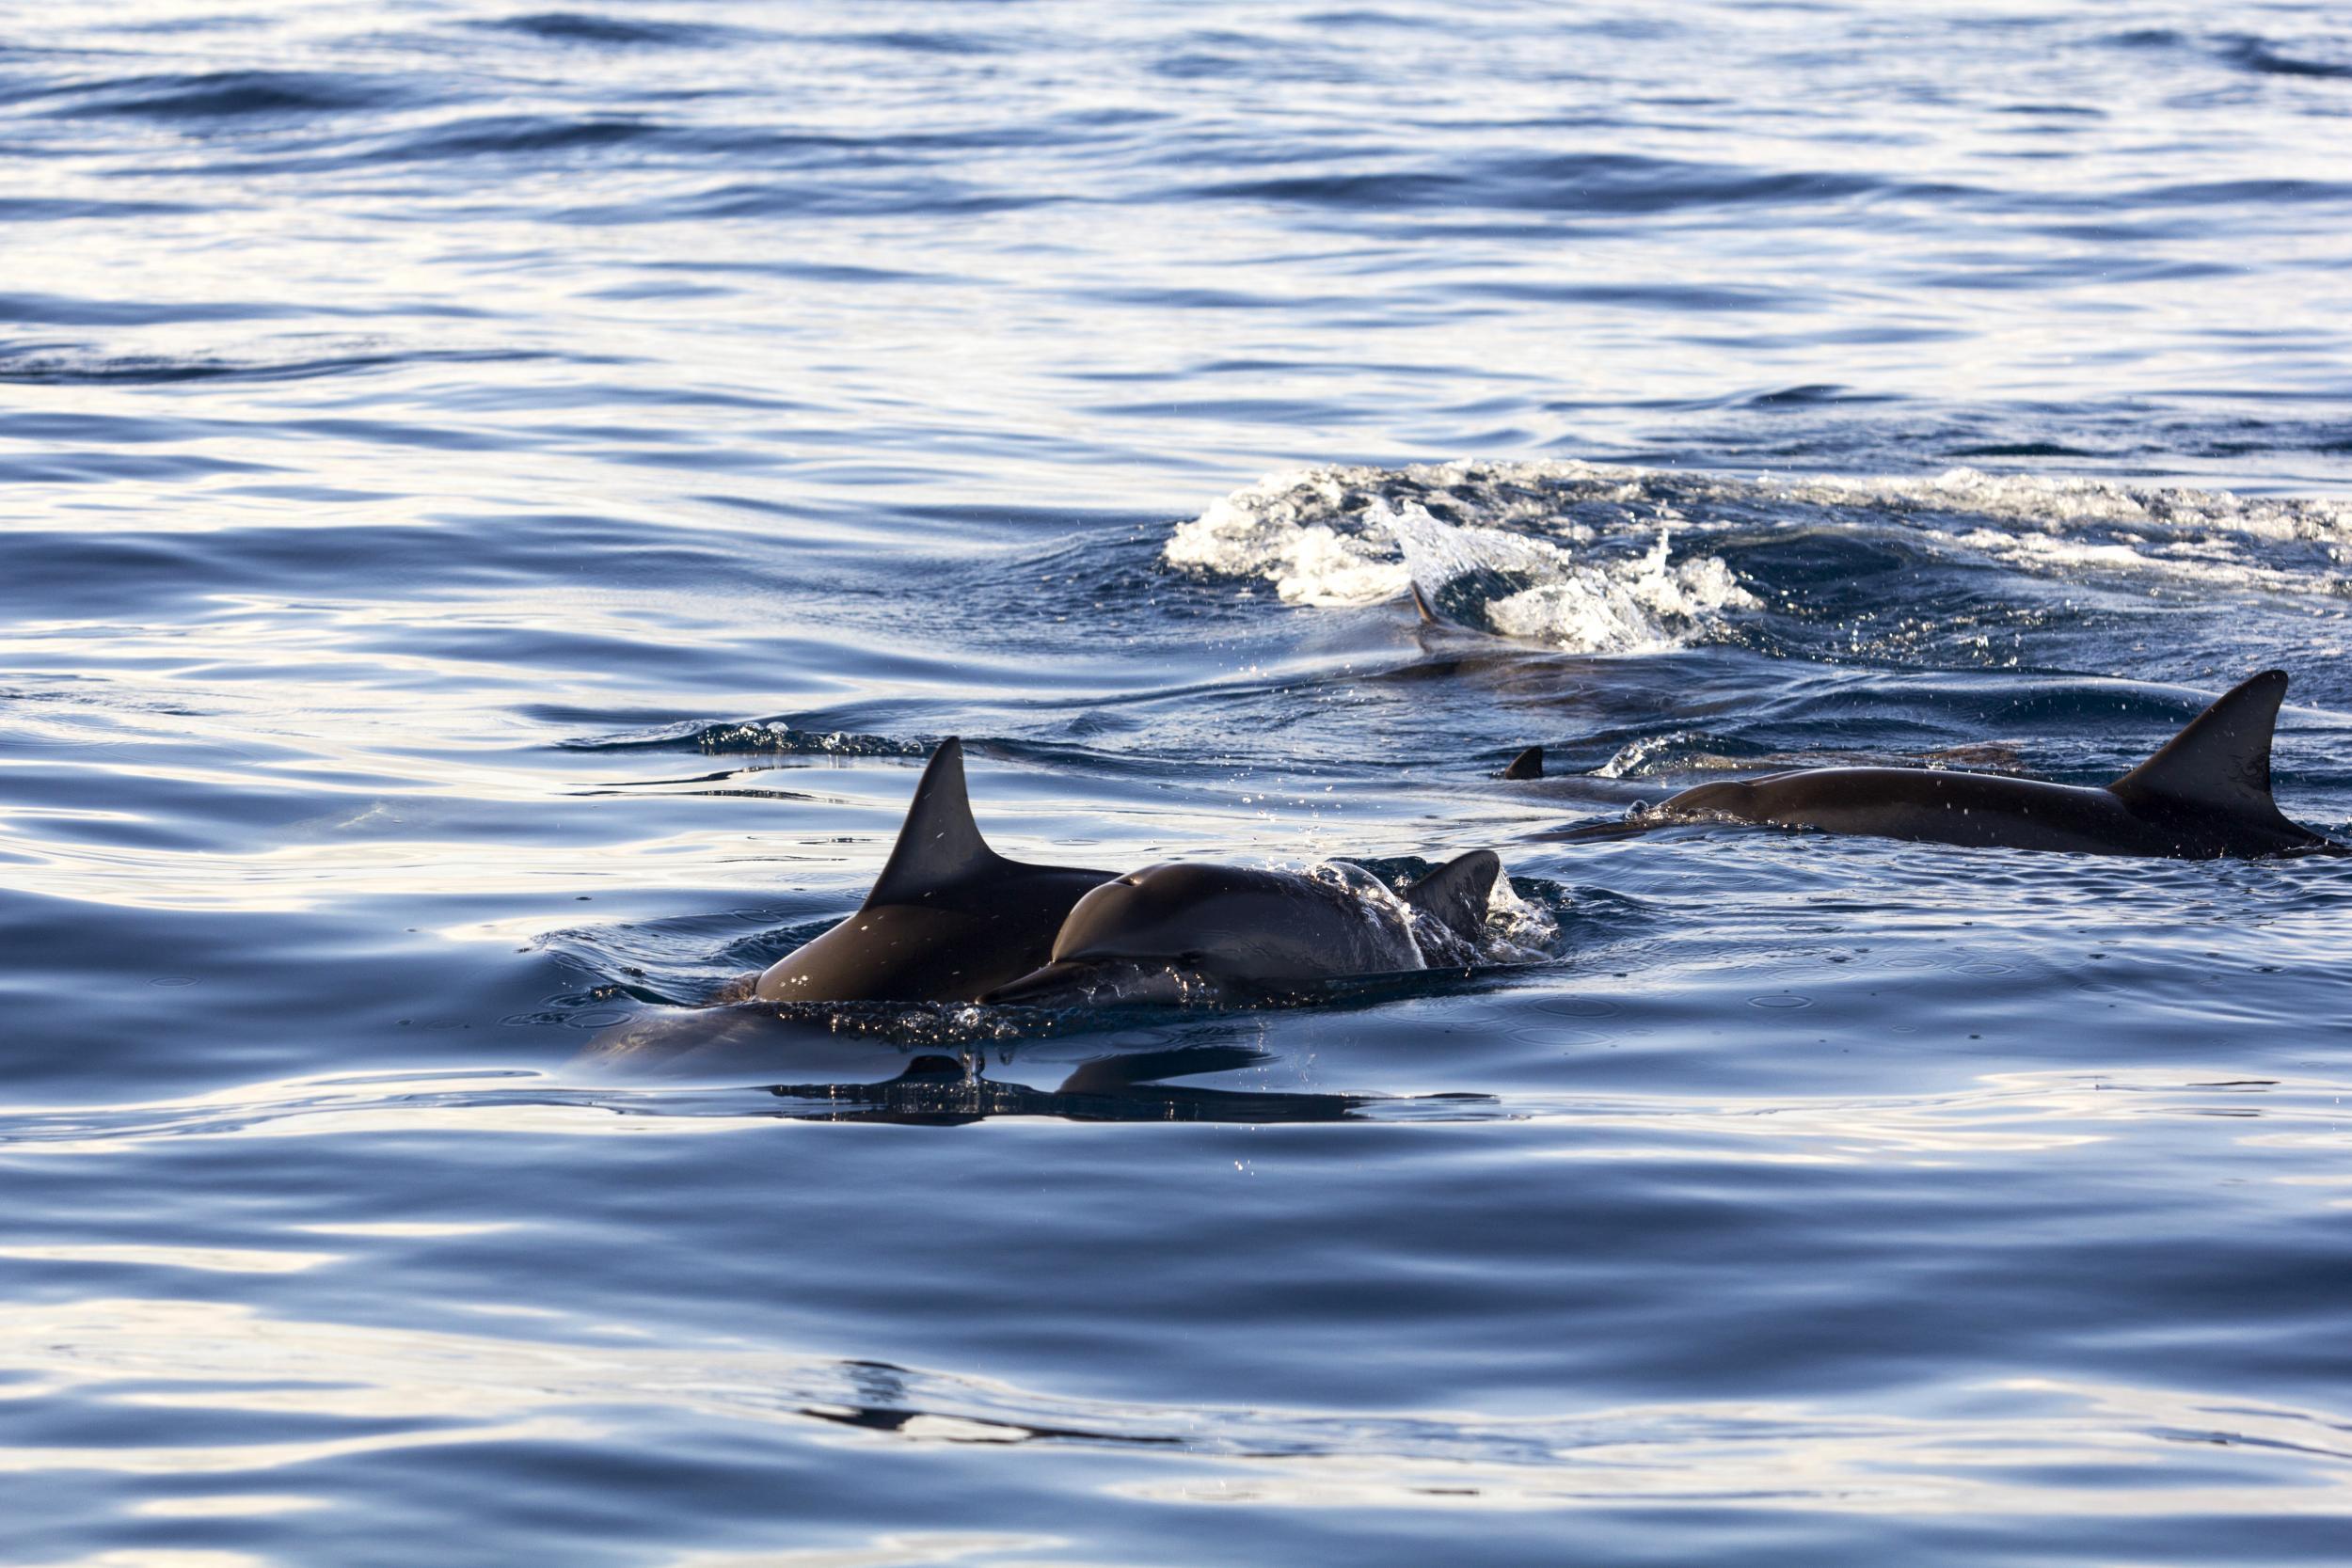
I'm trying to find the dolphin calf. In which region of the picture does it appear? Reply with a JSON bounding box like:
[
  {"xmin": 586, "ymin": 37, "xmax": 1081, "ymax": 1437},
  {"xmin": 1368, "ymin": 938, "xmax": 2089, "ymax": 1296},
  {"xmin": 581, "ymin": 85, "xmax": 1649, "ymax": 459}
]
[
  {"xmin": 754, "ymin": 737, "xmax": 1114, "ymax": 1003},
  {"xmin": 1518, "ymin": 670, "xmax": 2344, "ymax": 859},
  {"xmin": 983, "ymin": 850, "xmax": 1504, "ymax": 1007}
]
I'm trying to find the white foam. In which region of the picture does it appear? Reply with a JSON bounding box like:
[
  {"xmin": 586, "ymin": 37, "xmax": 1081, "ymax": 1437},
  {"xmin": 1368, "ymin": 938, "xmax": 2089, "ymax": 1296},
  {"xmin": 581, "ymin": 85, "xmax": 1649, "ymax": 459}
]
[
  {"xmin": 1478, "ymin": 873, "xmax": 1557, "ymax": 964},
  {"xmin": 1382, "ymin": 501, "xmax": 1756, "ymax": 654},
  {"xmin": 1929, "ymin": 526, "xmax": 2336, "ymax": 594},
  {"xmin": 1595, "ymin": 731, "xmax": 1705, "ymax": 781},
  {"xmin": 1772, "ymin": 466, "xmax": 2352, "ymax": 544},
  {"xmin": 1164, "ymin": 459, "xmax": 2352, "ymax": 623},
  {"xmin": 1161, "ymin": 467, "xmax": 1409, "ymax": 606}
]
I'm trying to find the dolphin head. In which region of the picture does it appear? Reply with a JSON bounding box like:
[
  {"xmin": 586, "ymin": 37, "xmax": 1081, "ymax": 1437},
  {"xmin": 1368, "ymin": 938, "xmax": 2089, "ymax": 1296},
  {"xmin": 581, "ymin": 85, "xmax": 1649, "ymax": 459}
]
[
  {"xmin": 979, "ymin": 955, "xmax": 1202, "ymax": 1008},
  {"xmin": 981, "ymin": 858, "xmax": 1498, "ymax": 1008},
  {"xmin": 980, "ymin": 864, "xmax": 1262, "ymax": 1007}
]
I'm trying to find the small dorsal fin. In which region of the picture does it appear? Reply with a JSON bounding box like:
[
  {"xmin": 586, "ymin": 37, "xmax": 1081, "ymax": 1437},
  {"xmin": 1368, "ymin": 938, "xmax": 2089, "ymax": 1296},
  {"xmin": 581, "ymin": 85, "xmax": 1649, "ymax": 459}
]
[
  {"xmin": 1501, "ymin": 745, "xmax": 1545, "ymax": 781},
  {"xmin": 2107, "ymin": 671, "xmax": 2294, "ymax": 823},
  {"xmin": 867, "ymin": 737, "xmax": 1008, "ymax": 905},
  {"xmin": 1408, "ymin": 579, "xmax": 1441, "ymax": 626},
  {"xmin": 1402, "ymin": 850, "xmax": 1502, "ymax": 942}
]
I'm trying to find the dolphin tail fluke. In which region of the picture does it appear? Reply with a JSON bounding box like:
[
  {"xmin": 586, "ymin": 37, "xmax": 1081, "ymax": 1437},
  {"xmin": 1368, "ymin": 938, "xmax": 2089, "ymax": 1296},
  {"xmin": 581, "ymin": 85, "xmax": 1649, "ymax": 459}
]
[
  {"xmin": 866, "ymin": 737, "xmax": 1009, "ymax": 905},
  {"xmin": 2106, "ymin": 670, "xmax": 2301, "ymax": 831},
  {"xmin": 1501, "ymin": 745, "xmax": 1545, "ymax": 781},
  {"xmin": 1403, "ymin": 850, "xmax": 1502, "ymax": 944}
]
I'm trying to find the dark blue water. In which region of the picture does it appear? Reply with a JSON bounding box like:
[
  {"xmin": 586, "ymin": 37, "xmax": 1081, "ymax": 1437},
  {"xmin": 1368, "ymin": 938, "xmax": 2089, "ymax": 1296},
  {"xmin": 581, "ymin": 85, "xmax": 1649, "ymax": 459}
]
[{"xmin": 6, "ymin": 3, "xmax": 2352, "ymax": 1562}]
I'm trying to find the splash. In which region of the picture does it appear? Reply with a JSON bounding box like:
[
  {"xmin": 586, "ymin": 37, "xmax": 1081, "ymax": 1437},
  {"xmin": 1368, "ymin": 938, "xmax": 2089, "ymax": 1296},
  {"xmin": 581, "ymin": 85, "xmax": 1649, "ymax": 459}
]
[
  {"xmin": 1161, "ymin": 467, "xmax": 1416, "ymax": 606},
  {"xmin": 1163, "ymin": 461, "xmax": 1756, "ymax": 652},
  {"xmin": 1386, "ymin": 501, "xmax": 1756, "ymax": 654},
  {"xmin": 565, "ymin": 722, "xmax": 926, "ymax": 756},
  {"xmin": 1164, "ymin": 461, "xmax": 2352, "ymax": 647},
  {"xmin": 1770, "ymin": 465, "xmax": 2352, "ymax": 542}
]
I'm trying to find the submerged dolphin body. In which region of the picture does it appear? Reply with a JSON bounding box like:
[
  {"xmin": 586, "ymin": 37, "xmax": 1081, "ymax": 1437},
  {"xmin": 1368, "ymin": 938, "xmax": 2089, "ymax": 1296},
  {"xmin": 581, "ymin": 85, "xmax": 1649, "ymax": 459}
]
[
  {"xmin": 754, "ymin": 738, "xmax": 1114, "ymax": 1003},
  {"xmin": 983, "ymin": 850, "xmax": 1504, "ymax": 1007},
  {"xmin": 1521, "ymin": 670, "xmax": 2344, "ymax": 859}
]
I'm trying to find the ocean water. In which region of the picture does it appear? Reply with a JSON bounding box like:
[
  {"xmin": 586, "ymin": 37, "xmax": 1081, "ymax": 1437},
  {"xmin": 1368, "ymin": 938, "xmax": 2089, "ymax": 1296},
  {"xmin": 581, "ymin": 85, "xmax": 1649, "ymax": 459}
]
[{"xmin": 4, "ymin": 2, "xmax": 2352, "ymax": 1562}]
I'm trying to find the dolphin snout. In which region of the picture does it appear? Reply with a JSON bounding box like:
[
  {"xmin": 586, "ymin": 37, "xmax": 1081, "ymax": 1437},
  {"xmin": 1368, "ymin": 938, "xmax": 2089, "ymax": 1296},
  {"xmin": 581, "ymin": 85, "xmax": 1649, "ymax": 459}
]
[
  {"xmin": 984, "ymin": 958, "xmax": 1188, "ymax": 1008},
  {"xmin": 982, "ymin": 959, "xmax": 1109, "ymax": 1007}
]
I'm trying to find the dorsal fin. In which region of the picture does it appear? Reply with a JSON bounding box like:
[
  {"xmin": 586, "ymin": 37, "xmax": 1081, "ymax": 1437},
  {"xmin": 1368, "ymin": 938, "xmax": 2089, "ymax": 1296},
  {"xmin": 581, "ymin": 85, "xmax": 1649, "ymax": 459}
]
[
  {"xmin": 866, "ymin": 737, "xmax": 1008, "ymax": 905},
  {"xmin": 1402, "ymin": 850, "xmax": 1502, "ymax": 943},
  {"xmin": 2107, "ymin": 671, "xmax": 2295, "ymax": 823},
  {"xmin": 1501, "ymin": 745, "xmax": 1545, "ymax": 781},
  {"xmin": 1408, "ymin": 579, "xmax": 1441, "ymax": 626}
]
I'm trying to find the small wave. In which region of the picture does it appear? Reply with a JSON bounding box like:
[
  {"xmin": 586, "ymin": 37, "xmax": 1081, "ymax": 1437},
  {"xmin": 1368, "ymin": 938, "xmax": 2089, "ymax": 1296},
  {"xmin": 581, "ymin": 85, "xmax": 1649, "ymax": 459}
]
[
  {"xmin": 1767, "ymin": 464, "xmax": 2352, "ymax": 540},
  {"xmin": 0, "ymin": 292, "xmax": 304, "ymax": 327},
  {"xmin": 565, "ymin": 721, "xmax": 926, "ymax": 756},
  {"xmin": 1742, "ymin": 383, "xmax": 1895, "ymax": 407},
  {"xmin": 1166, "ymin": 461, "xmax": 2352, "ymax": 639},
  {"xmin": 1596, "ymin": 731, "xmax": 1735, "ymax": 780},
  {"xmin": 380, "ymin": 114, "xmax": 664, "ymax": 161},
  {"xmin": 1593, "ymin": 733, "xmax": 2029, "ymax": 780},
  {"xmin": 477, "ymin": 11, "xmax": 739, "ymax": 48},
  {"xmin": 2212, "ymin": 33, "xmax": 2352, "ymax": 80},
  {"xmin": 548, "ymin": 177, "xmax": 1053, "ymax": 226},
  {"xmin": 684, "ymin": 724, "xmax": 926, "ymax": 757},
  {"xmin": 1926, "ymin": 526, "xmax": 2344, "ymax": 597},
  {"xmin": 1166, "ymin": 460, "xmax": 1705, "ymax": 610},
  {"xmin": 0, "ymin": 198, "xmax": 204, "ymax": 223},
  {"xmin": 1163, "ymin": 468, "xmax": 1401, "ymax": 604},
  {"xmin": 1388, "ymin": 502, "xmax": 1755, "ymax": 654},
  {"xmin": 2105, "ymin": 25, "xmax": 2352, "ymax": 81},
  {"xmin": 1194, "ymin": 152, "xmax": 1899, "ymax": 216},
  {"xmin": 1163, "ymin": 462, "xmax": 1751, "ymax": 651},
  {"xmin": 40, "ymin": 69, "xmax": 406, "ymax": 120},
  {"xmin": 0, "ymin": 343, "xmax": 544, "ymax": 387},
  {"xmin": 841, "ymin": 29, "xmax": 1009, "ymax": 57}
]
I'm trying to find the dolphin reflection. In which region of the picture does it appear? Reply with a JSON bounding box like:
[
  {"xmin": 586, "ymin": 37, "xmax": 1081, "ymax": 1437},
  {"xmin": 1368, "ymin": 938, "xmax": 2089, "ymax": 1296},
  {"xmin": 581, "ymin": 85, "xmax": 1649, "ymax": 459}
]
[
  {"xmin": 763, "ymin": 1045, "xmax": 1414, "ymax": 1125},
  {"xmin": 573, "ymin": 1010, "xmax": 1489, "ymax": 1125}
]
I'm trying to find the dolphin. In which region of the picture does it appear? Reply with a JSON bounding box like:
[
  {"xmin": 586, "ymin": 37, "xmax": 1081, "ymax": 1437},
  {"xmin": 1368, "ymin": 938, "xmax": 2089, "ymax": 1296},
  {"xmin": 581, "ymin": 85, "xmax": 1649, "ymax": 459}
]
[
  {"xmin": 753, "ymin": 737, "xmax": 1115, "ymax": 1003},
  {"xmin": 1517, "ymin": 670, "xmax": 2345, "ymax": 859},
  {"xmin": 982, "ymin": 850, "xmax": 1504, "ymax": 1007}
]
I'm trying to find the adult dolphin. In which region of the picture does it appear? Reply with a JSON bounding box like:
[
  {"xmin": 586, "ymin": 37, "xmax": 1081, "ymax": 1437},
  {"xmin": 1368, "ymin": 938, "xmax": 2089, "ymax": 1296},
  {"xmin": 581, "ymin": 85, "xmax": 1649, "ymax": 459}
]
[
  {"xmin": 983, "ymin": 850, "xmax": 1504, "ymax": 1007},
  {"xmin": 754, "ymin": 737, "xmax": 1115, "ymax": 1003},
  {"xmin": 1512, "ymin": 670, "xmax": 2345, "ymax": 859}
]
